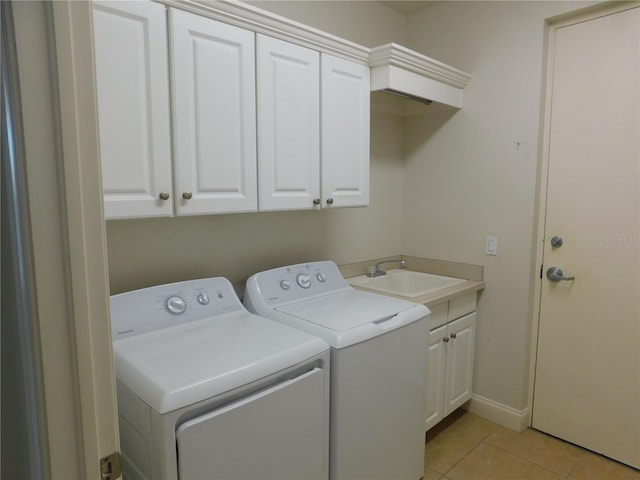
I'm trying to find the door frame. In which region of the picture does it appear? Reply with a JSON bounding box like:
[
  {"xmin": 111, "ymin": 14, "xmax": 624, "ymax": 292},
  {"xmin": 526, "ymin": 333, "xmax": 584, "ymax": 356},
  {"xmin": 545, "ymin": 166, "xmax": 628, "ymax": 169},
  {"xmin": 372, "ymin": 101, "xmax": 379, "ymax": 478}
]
[
  {"xmin": 12, "ymin": 1, "xmax": 120, "ymax": 477},
  {"xmin": 51, "ymin": 2, "xmax": 120, "ymax": 477},
  {"xmin": 527, "ymin": 0, "xmax": 640, "ymax": 426}
]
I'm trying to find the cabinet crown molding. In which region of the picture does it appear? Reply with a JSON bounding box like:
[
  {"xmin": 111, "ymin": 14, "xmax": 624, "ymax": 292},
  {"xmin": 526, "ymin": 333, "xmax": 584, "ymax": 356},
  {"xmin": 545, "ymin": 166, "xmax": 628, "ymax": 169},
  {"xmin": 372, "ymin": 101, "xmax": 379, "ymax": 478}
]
[
  {"xmin": 369, "ymin": 43, "xmax": 471, "ymax": 89},
  {"xmin": 159, "ymin": 0, "xmax": 370, "ymax": 64}
]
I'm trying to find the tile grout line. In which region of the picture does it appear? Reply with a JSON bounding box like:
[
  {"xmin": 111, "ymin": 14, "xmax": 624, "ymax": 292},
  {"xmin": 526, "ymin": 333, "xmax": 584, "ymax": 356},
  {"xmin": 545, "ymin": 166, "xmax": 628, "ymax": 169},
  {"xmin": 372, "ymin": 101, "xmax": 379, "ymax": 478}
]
[
  {"xmin": 441, "ymin": 431, "xmax": 495, "ymax": 478},
  {"xmin": 483, "ymin": 438, "xmax": 569, "ymax": 479}
]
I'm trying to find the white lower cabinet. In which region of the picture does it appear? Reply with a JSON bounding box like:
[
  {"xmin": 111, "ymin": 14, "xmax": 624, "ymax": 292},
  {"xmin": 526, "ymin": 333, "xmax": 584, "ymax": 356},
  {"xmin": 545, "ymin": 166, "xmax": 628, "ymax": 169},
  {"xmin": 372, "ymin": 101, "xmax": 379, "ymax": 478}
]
[{"xmin": 425, "ymin": 294, "xmax": 477, "ymax": 431}]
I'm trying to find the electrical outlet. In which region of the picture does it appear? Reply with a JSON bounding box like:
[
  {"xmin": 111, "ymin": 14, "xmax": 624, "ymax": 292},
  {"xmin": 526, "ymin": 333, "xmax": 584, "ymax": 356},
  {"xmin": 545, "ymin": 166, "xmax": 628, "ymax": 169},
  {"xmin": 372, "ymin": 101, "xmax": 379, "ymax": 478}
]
[{"xmin": 486, "ymin": 236, "xmax": 498, "ymax": 255}]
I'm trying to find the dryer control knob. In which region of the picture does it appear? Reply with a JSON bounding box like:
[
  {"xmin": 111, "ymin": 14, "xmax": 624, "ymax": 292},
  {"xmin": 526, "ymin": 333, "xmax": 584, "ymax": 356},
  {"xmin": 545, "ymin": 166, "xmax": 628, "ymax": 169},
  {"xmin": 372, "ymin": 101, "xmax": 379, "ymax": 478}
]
[
  {"xmin": 166, "ymin": 296, "xmax": 187, "ymax": 315},
  {"xmin": 297, "ymin": 274, "xmax": 311, "ymax": 289},
  {"xmin": 316, "ymin": 272, "xmax": 326, "ymax": 282},
  {"xmin": 197, "ymin": 293, "xmax": 210, "ymax": 305},
  {"xmin": 280, "ymin": 280, "xmax": 291, "ymax": 290}
]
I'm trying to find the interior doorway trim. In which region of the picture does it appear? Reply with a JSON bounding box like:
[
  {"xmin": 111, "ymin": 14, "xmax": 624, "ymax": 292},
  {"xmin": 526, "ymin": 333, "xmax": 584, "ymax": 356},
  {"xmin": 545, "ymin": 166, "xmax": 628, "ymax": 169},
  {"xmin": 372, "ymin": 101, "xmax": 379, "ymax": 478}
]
[{"xmin": 526, "ymin": 0, "xmax": 640, "ymax": 426}]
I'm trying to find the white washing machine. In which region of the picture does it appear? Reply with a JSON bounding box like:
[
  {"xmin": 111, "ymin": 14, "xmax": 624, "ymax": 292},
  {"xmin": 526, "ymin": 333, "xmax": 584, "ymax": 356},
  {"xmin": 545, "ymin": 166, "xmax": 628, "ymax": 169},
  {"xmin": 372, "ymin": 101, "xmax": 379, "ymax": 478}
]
[
  {"xmin": 244, "ymin": 261, "xmax": 430, "ymax": 480},
  {"xmin": 110, "ymin": 277, "xmax": 330, "ymax": 480}
]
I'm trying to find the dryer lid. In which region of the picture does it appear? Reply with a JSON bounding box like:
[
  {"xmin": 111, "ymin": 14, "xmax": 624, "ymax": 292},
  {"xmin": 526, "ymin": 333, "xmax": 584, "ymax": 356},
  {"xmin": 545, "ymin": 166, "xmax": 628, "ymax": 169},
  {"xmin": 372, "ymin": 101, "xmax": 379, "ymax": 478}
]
[{"xmin": 114, "ymin": 311, "xmax": 328, "ymax": 414}]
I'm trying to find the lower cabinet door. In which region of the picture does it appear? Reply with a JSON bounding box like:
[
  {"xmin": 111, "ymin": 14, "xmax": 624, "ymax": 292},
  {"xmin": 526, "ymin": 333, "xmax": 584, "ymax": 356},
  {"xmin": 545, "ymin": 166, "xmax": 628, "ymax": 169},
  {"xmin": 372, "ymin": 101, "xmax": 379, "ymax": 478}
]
[
  {"xmin": 426, "ymin": 325, "xmax": 447, "ymax": 430},
  {"xmin": 444, "ymin": 313, "xmax": 476, "ymax": 416},
  {"xmin": 176, "ymin": 368, "xmax": 327, "ymax": 480}
]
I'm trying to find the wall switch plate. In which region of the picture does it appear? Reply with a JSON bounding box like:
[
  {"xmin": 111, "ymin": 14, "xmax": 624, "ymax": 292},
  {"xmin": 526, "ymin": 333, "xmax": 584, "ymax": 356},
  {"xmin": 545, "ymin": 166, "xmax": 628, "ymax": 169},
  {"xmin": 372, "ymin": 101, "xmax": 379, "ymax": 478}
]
[{"xmin": 486, "ymin": 236, "xmax": 498, "ymax": 255}]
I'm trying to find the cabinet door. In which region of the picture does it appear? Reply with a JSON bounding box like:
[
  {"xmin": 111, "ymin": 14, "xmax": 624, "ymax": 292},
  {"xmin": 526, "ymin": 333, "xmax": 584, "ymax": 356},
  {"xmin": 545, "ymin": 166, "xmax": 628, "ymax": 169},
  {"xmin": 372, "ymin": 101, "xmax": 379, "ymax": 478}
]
[
  {"xmin": 425, "ymin": 325, "xmax": 448, "ymax": 431},
  {"xmin": 444, "ymin": 312, "xmax": 476, "ymax": 416},
  {"xmin": 93, "ymin": 1, "xmax": 173, "ymax": 219},
  {"xmin": 170, "ymin": 10, "xmax": 257, "ymax": 215},
  {"xmin": 321, "ymin": 54, "xmax": 370, "ymax": 208},
  {"xmin": 257, "ymin": 35, "xmax": 320, "ymax": 211}
]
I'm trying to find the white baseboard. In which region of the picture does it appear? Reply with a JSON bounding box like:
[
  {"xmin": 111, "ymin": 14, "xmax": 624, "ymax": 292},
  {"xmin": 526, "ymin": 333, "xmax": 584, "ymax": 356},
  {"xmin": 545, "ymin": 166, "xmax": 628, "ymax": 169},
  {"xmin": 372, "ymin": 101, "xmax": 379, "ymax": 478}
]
[{"xmin": 464, "ymin": 394, "xmax": 530, "ymax": 432}]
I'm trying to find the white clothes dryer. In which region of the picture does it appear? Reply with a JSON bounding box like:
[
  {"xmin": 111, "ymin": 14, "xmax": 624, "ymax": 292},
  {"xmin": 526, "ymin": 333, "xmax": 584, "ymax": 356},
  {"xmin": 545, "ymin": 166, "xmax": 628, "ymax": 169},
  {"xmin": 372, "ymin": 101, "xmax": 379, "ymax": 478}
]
[
  {"xmin": 244, "ymin": 261, "xmax": 431, "ymax": 480},
  {"xmin": 110, "ymin": 277, "xmax": 330, "ymax": 480}
]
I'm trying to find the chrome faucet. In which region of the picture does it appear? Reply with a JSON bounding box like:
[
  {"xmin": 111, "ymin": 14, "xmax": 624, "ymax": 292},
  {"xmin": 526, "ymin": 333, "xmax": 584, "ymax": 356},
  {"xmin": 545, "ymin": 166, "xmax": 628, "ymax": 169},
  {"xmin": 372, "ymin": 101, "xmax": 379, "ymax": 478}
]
[{"xmin": 367, "ymin": 259, "xmax": 407, "ymax": 277}]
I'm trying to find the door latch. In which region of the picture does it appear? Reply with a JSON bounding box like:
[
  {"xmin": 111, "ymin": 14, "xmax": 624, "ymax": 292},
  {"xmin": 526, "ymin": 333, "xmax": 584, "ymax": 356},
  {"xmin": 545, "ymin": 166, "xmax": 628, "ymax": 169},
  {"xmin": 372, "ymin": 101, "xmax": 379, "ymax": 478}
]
[{"xmin": 100, "ymin": 451, "xmax": 122, "ymax": 480}]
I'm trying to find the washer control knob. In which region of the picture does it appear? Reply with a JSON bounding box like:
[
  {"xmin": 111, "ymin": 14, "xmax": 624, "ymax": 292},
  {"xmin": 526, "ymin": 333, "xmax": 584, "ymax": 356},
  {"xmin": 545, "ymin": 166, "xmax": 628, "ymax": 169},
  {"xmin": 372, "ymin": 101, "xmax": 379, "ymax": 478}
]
[
  {"xmin": 316, "ymin": 272, "xmax": 326, "ymax": 282},
  {"xmin": 297, "ymin": 274, "xmax": 311, "ymax": 289},
  {"xmin": 197, "ymin": 293, "xmax": 210, "ymax": 305},
  {"xmin": 166, "ymin": 296, "xmax": 187, "ymax": 315},
  {"xmin": 280, "ymin": 280, "xmax": 291, "ymax": 290}
]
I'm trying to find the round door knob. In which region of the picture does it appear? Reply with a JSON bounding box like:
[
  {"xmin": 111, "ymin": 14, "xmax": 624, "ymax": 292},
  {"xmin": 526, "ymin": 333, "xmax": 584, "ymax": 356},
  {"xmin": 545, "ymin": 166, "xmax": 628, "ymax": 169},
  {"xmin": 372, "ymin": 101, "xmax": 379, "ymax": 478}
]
[
  {"xmin": 159, "ymin": 192, "xmax": 170, "ymax": 200},
  {"xmin": 182, "ymin": 191, "xmax": 193, "ymax": 200},
  {"xmin": 312, "ymin": 198, "xmax": 321, "ymax": 206},
  {"xmin": 326, "ymin": 198, "xmax": 334, "ymax": 205}
]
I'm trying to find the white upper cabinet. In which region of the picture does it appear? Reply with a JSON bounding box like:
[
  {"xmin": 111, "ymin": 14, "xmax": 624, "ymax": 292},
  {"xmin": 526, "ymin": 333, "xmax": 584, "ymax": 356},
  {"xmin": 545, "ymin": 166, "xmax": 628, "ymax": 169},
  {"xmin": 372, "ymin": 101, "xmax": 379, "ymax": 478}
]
[
  {"xmin": 93, "ymin": 1, "xmax": 173, "ymax": 219},
  {"xmin": 257, "ymin": 35, "xmax": 321, "ymax": 211},
  {"xmin": 170, "ymin": 10, "xmax": 258, "ymax": 215},
  {"xmin": 93, "ymin": 1, "xmax": 371, "ymax": 218},
  {"xmin": 321, "ymin": 54, "xmax": 370, "ymax": 208}
]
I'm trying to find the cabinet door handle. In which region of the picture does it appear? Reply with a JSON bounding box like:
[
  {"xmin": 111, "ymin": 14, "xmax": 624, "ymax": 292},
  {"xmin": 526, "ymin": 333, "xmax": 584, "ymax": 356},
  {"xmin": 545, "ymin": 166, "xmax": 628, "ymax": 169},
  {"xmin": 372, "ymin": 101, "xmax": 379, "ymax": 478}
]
[
  {"xmin": 326, "ymin": 197, "xmax": 334, "ymax": 205},
  {"xmin": 450, "ymin": 333, "xmax": 457, "ymax": 339},
  {"xmin": 182, "ymin": 191, "xmax": 193, "ymax": 200},
  {"xmin": 158, "ymin": 192, "xmax": 170, "ymax": 201},
  {"xmin": 443, "ymin": 337, "xmax": 450, "ymax": 343},
  {"xmin": 312, "ymin": 198, "xmax": 321, "ymax": 206}
]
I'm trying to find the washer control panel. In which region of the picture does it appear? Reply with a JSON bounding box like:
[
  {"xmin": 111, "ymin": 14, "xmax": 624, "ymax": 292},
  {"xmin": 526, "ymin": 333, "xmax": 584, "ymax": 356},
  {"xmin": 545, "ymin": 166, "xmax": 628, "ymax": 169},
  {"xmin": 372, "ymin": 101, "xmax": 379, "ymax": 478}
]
[
  {"xmin": 110, "ymin": 277, "xmax": 244, "ymax": 340},
  {"xmin": 247, "ymin": 261, "xmax": 350, "ymax": 307}
]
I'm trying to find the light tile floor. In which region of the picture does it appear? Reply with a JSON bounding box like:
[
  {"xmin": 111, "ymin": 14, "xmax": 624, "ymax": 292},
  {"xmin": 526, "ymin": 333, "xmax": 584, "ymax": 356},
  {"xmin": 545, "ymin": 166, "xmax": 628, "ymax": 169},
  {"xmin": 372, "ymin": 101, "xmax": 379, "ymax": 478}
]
[{"xmin": 425, "ymin": 410, "xmax": 640, "ymax": 480}]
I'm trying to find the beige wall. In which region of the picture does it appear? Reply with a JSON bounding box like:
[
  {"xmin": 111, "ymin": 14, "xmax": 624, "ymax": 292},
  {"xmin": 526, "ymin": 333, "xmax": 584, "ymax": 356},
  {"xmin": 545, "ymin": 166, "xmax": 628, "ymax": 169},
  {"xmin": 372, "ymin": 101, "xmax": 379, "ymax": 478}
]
[
  {"xmin": 403, "ymin": 1, "xmax": 596, "ymax": 411},
  {"xmin": 246, "ymin": 0, "xmax": 408, "ymax": 47},
  {"xmin": 106, "ymin": 109, "xmax": 405, "ymax": 294},
  {"xmin": 106, "ymin": 1, "xmax": 408, "ymax": 295},
  {"xmin": 106, "ymin": 0, "xmax": 602, "ymax": 417}
]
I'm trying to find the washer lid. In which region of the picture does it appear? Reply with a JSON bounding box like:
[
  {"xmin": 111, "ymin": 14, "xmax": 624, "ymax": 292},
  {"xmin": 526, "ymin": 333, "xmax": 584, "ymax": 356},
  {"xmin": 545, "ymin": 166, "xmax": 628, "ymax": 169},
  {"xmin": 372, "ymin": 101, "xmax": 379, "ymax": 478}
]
[
  {"xmin": 275, "ymin": 289, "xmax": 429, "ymax": 348},
  {"xmin": 114, "ymin": 311, "xmax": 328, "ymax": 414}
]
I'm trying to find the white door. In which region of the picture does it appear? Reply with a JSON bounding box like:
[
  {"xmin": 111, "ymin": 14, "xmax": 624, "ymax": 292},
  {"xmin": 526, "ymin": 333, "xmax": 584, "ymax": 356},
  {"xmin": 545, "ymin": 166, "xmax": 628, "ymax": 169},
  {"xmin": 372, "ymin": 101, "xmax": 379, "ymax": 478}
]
[
  {"xmin": 176, "ymin": 368, "xmax": 327, "ymax": 480},
  {"xmin": 93, "ymin": 0, "xmax": 173, "ymax": 219},
  {"xmin": 444, "ymin": 313, "xmax": 475, "ymax": 416},
  {"xmin": 533, "ymin": 6, "xmax": 640, "ymax": 469},
  {"xmin": 257, "ymin": 34, "xmax": 320, "ymax": 211},
  {"xmin": 321, "ymin": 54, "xmax": 370, "ymax": 208},
  {"xmin": 170, "ymin": 9, "xmax": 258, "ymax": 215},
  {"xmin": 425, "ymin": 324, "xmax": 447, "ymax": 430}
]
